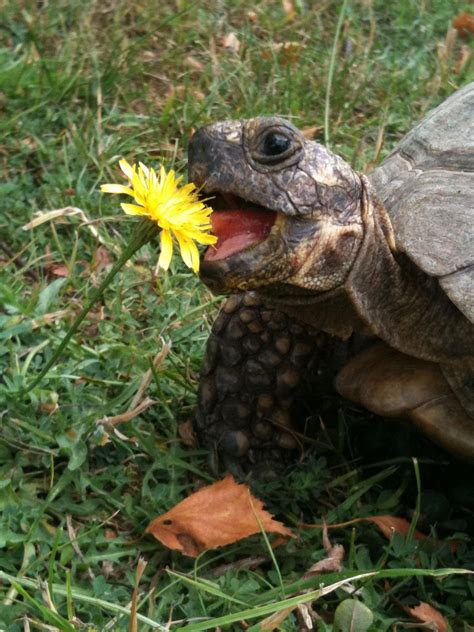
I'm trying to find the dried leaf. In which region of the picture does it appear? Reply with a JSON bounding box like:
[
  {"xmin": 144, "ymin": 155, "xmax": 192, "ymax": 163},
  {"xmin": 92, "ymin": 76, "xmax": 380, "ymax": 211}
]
[
  {"xmin": 97, "ymin": 398, "xmax": 156, "ymax": 427},
  {"xmin": 49, "ymin": 264, "xmax": 69, "ymax": 277},
  {"xmin": 31, "ymin": 310, "xmax": 70, "ymax": 330},
  {"xmin": 403, "ymin": 601, "xmax": 448, "ymax": 632},
  {"xmin": 302, "ymin": 125, "xmax": 323, "ymax": 139},
  {"xmin": 185, "ymin": 55, "xmax": 204, "ymax": 71},
  {"xmin": 260, "ymin": 606, "xmax": 297, "ymax": 630},
  {"xmin": 455, "ymin": 44, "xmax": 471, "ymax": 74},
  {"xmin": 452, "ymin": 12, "xmax": 474, "ymax": 38},
  {"xmin": 247, "ymin": 11, "xmax": 258, "ymax": 23},
  {"xmin": 365, "ymin": 515, "xmax": 426, "ymax": 542},
  {"xmin": 260, "ymin": 42, "xmax": 302, "ymax": 65},
  {"xmin": 280, "ymin": 41, "xmax": 302, "ymax": 65},
  {"xmin": 129, "ymin": 340, "xmax": 171, "ymax": 410},
  {"xmin": 304, "ymin": 523, "xmax": 344, "ymax": 576},
  {"xmin": 301, "ymin": 514, "xmax": 427, "ymax": 543},
  {"xmin": 222, "ymin": 32, "xmax": 241, "ymax": 53},
  {"xmin": 38, "ymin": 401, "xmax": 59, "ymax": 415},
  {"xmin": 177, "ymin": 420, "xmax": 196, "ymax": 447},
  {"xmin": 146, "ymin": 474, "xmax": 292, "ymax": 557},
  {"xmin": 282, "ymin": 0, "xmax": 296, "ymax": 20},
  {"xmin": 93, "ymin": 246, "xmax": 112, "ymax": 272}
]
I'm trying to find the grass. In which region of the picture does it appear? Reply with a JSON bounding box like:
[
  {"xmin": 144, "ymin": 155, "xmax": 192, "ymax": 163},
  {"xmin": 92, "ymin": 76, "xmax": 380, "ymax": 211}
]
[{"xmin": 1, "ymin": 0, "xmax": 474, "ymax": 629}]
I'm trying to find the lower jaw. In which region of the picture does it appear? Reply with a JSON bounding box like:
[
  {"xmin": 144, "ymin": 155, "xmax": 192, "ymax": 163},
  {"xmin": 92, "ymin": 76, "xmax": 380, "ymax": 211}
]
[{"xmin": 200, "ymin": 235, "xmax": 289, "ymax": 296}]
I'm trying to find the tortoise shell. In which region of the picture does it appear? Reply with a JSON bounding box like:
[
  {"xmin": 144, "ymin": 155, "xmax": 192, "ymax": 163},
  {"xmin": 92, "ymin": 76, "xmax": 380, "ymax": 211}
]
[{"xmin": 369, "ymin": 82, "xmax": 474, "ymax": 323}]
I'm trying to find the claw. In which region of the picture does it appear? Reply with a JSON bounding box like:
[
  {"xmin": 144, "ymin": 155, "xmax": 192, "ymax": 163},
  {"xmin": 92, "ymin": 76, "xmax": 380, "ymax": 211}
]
[
  {"xmin": 220, "ymin": 430, "xmax": 250, "ymax": 457},
  {"xmin": 222, "ymin": 454, "xmax": 247, "ymax": 480}
]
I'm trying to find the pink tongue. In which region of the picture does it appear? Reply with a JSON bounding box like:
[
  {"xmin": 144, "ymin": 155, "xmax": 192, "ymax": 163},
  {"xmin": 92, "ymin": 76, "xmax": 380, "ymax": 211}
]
[{"xmin": 205, "ymin": 209, "xmax": 276, "ymax": 261}]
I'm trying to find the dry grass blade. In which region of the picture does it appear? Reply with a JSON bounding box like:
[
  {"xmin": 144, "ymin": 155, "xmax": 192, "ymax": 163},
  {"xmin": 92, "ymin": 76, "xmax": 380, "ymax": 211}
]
[
  {"xmin": 31, "ymin": 311, "xmax": 70, "ymax": 330},
  {"xmin": 259, "ymin": 572, "xmax": 377, "ymax": 631},
  {"xmin": 129, "ymin": 340, "xmax": 171, "ymax": 410},
  {"xmin": 66, "ymin": 515, "xmax": 95, "ymax": 581},
  {"xmin": 97, "ymin": 397, "xmax": 157, "ymax": 427},
  {"xmin": 22, "ymin": 207, "xmax": 106, "ymax": 244},
  {"xmin": 303, "ymin": 524, "xmax": 344, "ymax": 576},
  {"xmin": 38, "ymin": 582, "xmax": 58, "ymax": 614},
  {"xmin": 259, "ymin": 525, "xmax": 345, "ymax": 630},
  {"xmin": 129, "ymin": 557, "xmax": 148, "ymax": 632}
]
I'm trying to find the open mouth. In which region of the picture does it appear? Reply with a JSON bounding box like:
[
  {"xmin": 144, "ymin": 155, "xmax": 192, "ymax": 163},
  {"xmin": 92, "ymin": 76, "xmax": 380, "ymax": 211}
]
[{"xmin": 204, "ymin": 193, "xmax": 277, "ymax": 261}]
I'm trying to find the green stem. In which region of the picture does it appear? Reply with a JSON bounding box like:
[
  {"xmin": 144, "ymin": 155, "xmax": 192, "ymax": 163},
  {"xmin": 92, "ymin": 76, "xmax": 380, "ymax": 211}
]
[
  {"xmin": 324, "ymin": 0, "xmax": 349, "ymax": 148},
  {"xmin": 23, "ymin": 219, "xmax": 158, "ymax": 394}
]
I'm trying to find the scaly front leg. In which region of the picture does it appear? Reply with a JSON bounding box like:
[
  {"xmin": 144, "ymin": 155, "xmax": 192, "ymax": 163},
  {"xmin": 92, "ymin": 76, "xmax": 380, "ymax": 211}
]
[{"xmin": 196, "ymin": 292, "xmax": 323, "ymax": 478}]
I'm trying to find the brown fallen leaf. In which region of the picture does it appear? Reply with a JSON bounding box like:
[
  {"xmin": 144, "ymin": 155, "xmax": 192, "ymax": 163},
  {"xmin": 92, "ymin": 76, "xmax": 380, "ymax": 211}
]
[
  {"xmin": 280, "ymin": 41, "xmax": 302, "ymax": 65},
  {"xmin": 300, "ymin": 514, "xmax": 426, "ymax": 543},
  {"xmin": 247, "ymin": 10, "xmax": 258, "ymax": 24},
  {"xmin": 455, "ymin": 44, "xmax": 471, "ymax": 74},
  {"xmin": 453, "ymin": 12, "xmax": 474, "ymax": 38},
  {"xmin": 48, "ymin": 263, "xmax": 70, "ymax": 277},
  {"xmin": 96, "ymin": 397, "xmax": 156, "ymax": 427},
  {"xmin": 177, "ymin": 419, "xmax": 197, "ymax": 447},
  {"xmin": 260, "ymin": 42, "xmax": 302, "ymax": 65},
  {"xmin": 146, "ymin": 474, "xmax": 292, "ymax": 557},
  {"xmin": 93, "ymin": 246, "xmax": 112, "ymax": 272},
  {"xmin": 365, "ymin": 515, "xmax": 426, "ymax": 542},
  {"xmin": 304, "ymin": 523, "xmax": 344, "ymax": 576},
  {"xmin": 185, "ymin": 55, "xmax": 204, "ymax": 72},
  {"xmin": 222, "ymin": 32, "xmax": 241, "ymax": 53},
  {"xmin": 403, "ymin": 601, "xmax": 448, "ymax": 632},
  {"xmin": 31, "ymin": 310, "xmax": 70, "ymax": 330},
  {"xmin": 302, "ymin": 125, "xmax": 323, "ymax": 140},
  {"xmin": 282, "ymin": 0, "xmax": 296, "ymax": 21}
]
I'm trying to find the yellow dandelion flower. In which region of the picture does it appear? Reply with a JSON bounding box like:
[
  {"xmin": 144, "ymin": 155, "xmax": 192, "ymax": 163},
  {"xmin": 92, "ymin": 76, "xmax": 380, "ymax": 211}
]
[{"xmin": 101, "ymin": 159, "xmax": 216, "ymax": 272}]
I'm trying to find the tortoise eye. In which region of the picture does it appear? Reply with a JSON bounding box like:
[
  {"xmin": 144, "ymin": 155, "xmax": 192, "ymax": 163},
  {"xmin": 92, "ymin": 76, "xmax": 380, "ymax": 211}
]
[
  {"xmin": 245, "ymin": 120, "xmax": 303, "ymax": 170},
  {"xmin": 262, "ymin": 132, "xmax": 291, "ymax": 157}
]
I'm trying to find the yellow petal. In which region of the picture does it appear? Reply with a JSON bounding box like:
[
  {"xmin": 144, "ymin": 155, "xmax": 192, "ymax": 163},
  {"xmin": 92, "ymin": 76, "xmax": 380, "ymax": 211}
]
[
  {"xmin": 119, "ymin": 159, "xmax": 134, "ymax": 181},
  {"xmin": 175, "ymin": 231, "xmax": 200, "ymax": 271},
  {"xmin": 188, "ymin": 240, "xmax": 200, "ymax": 272},
  {"xmin": 121, "ymin": 202, "xmax": 146, "ymax": 215},
  {"xmin": 101, "ymin": 184, "xmax": 134, "ymax": 196},
  {"xmin": 192, "ymin": 231, "xmax": 218, "ymax": 246},
  {"xmin": 158, "ymin": 230, "xmax": 173, "ymax": 270},
  {"xmin": 138, "ymin": 162, "xmax": 150, "ymax": 178}
]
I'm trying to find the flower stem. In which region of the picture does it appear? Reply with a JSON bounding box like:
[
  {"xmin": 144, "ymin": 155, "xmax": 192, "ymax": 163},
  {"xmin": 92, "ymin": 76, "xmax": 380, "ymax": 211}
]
[{"xmin": 23, "ymin": 219, "xmax": 159, "ymax": 394}]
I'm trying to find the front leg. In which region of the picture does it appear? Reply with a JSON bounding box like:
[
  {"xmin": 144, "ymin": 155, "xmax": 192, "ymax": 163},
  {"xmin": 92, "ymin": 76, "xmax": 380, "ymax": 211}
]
[{"xmin": 196, "ymin": 292, "xmax": 323, "ymax": 478}]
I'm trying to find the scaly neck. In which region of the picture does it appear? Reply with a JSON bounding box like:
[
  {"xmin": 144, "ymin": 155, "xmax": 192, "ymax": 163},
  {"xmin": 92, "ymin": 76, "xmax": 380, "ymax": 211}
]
[{"xmin": 347, "ymin": 178, "xmax": 474, "ymax": 363}]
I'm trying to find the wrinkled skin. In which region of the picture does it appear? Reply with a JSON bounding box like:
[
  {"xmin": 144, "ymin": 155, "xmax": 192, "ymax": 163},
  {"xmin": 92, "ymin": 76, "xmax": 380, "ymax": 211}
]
[
  {"xmin": 189, "ymin": 118, "xmax": 364, "ymax": 299},
  {"xmin": 187, "ymin": 117, "xmax": 474, "ymax": 475}
]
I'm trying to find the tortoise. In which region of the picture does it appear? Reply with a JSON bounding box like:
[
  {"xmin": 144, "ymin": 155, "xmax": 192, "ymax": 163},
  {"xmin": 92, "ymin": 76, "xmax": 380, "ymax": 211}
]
[{"xmin": 187, "ymin": 82, "xmax": 474, "ymax": 477}]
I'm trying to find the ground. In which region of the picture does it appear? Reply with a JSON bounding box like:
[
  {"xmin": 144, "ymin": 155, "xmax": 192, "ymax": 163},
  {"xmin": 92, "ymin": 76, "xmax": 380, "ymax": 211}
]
[{"xmin": 1, "ymin": 1, "xmax": 474, "ymax": 630}]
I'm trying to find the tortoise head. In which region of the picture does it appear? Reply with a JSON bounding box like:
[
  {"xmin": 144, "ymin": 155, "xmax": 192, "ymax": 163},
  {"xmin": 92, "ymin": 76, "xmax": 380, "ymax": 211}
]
[{"xmin": 188, "ymin": 117, "xmax": 365, "ymax": 300}]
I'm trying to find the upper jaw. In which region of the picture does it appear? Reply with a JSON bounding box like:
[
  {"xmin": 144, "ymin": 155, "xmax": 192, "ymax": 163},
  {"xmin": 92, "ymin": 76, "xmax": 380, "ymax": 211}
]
[{"xmin": 188, "ymin": 126, "xmax": 299, "ymax": 217}]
